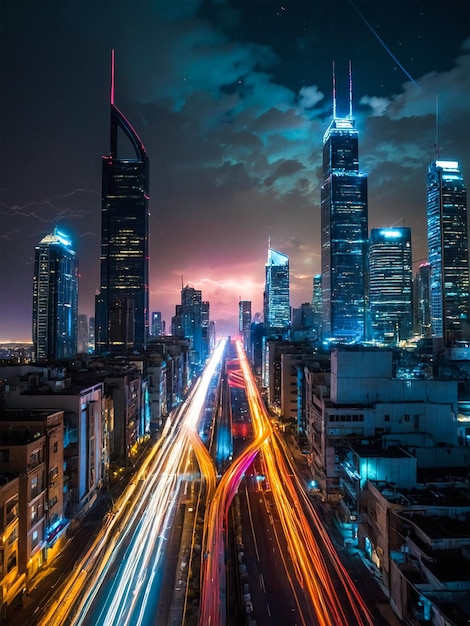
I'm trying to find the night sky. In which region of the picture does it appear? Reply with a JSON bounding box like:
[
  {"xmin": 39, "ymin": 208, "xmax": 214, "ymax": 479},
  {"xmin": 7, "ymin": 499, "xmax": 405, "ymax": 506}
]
[{"xmin": 1, "ymin": 0, "xmax": 469, "ymax": 341}]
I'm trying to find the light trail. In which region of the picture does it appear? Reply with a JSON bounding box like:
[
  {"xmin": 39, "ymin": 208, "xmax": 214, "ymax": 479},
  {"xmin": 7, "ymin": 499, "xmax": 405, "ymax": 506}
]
[
  {"xmin": 350, "ymin": 0, "xmax": 419, "ymax": 89},
  {"xmin": 40, "ymin": 339, "xmax": 227, "ymax": 626},
  {"xmin": 236, "ymin": 340, "xmax": 374, "ymax": 626},
  {"xmin": 41, "ymin": 337, "xmax": 373, "ymax": 626}
]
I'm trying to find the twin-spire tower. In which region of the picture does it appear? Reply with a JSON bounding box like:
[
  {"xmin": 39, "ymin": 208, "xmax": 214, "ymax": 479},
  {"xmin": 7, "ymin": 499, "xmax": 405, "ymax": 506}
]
[{"xmin": 321, "ymin": 62, "xmax": 368, "ymax": 341}]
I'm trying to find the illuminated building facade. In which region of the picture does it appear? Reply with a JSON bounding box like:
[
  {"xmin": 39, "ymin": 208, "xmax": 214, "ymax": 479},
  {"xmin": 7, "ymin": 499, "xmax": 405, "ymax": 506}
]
[
  {"xmin": 414, "ymin": 262, "xmax": 431, "ymax": 336},
  {"xmin": 427, "ymin": 160, "xmax": 469, "ymax": 344},
  {"xmin": 264, "ymin": 248, "xmax": 290, "ymax": 333},
  {"xmin": 239, "ymin": 300, "xmax": 252, "ymax": 355},
  {"xmin": 321, "ymin": 67, "xmax": 368, "ymax": 342},
  {"xmin": 151, "ymin": 311, "xmax": 163, "ymax": 337},
  {"xmin": 171, "ymin": 285, "xmax": 210, "ymax": 367},
  {"xmin": 77, "ymin": 314, "xmax": 89, "ymax": 354},
  {"xmin": 312, "ymin": 274, "xmax": 322, "ymax": 336},
  {"xmin": 369, "ymin": 228, "xmax": 413, "ymax": 343},
  {"xmin": 32, "ymin": 228, "xmax": 78, "ymax": 361},
  {"xmin": 96, "ymin": 54, "xmax": 149, "ymax": 354}
]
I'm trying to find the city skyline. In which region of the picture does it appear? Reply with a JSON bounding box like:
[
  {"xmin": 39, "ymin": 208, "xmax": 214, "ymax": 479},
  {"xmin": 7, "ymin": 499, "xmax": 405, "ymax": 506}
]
[{"xmin": 1, "ymin": 1, "xmax": 470, "ymax": 341}]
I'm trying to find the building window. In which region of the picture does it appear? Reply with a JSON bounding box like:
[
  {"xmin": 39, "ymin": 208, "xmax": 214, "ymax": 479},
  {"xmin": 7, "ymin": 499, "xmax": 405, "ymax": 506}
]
[
  {"xmin": 7, "ymin": 527, "xmax": 17, "ymax": 545},
  {"xmin": 53, "ymin": 441, "xmax": 58, "ymax": 453},
  {"xmin": 49, "ymin": 496, "xmax": 58, "ymax": 510},
  {"xmin": 49, "ymin": 466, "xmax": 59, "ymax": 484},
  {"xmin": 6, "ymin": 498, "xmax": 18, "ymax": 525},
  {"xmin": 31, "ymin": 530, "xmax": 39, "ymax": 550},
  {"xmin": 7, "ymin": 551, "xmax": 17, "ymax": 573},
  {"xmin": 384, "ymin": 414, "xmax": 390, "ymax": 422},
  {"xmin": 30, "ymin": 449, "xmax": 41, "ymax": 467},
  {"xmin": 31, "ymin": 476, "xmax": 39, "ymax": 499},
  {"xmin": 31, "ymin": 504, "xmax": 37, "ymax": 523}
]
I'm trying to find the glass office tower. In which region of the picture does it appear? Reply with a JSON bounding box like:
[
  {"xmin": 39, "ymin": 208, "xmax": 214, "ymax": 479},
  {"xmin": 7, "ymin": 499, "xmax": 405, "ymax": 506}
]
[
  {"xmin": 312, "ymin": 274, "xmax": 322, "ymax": 336},
  {"xmin": 96, "ymin": 57, "xmax": 149, "ymax": 354},
  {"xmin": 239, "ymin": 300, "xmax": 252, "ymax": 355},
  {"xmin": 33, "ymin": 227, "xmax": 78, "ymax": 361},
  {"xmin": 414, "ymin": 262, "xmax": 431, "ymax": 337},
  {"xmin": 151, "ymin": 311, "xmax": 163, "ymax": 337},
  {"xmin": 427, "ymin": 160, "xmax": 469, "ymax": 344},
  {"xmin": 321, "ymin": 74, "xmax": 368, "ymax": 342},
  {"xmin": 171, "ymin": 285, "xmax": 210, "ymax": 366},
  {"xmin": 369, "ymin": 228, "xmax": 413, "ymax": 343},
  {"xmin": 264, "ymin": 248, "xmax": 290, "ymax": 332}
]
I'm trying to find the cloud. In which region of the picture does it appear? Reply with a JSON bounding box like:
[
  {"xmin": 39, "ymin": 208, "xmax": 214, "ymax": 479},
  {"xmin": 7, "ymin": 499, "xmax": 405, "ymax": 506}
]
[
  {"xmin": 264, "ymin": 158, "xmax": 305, "ymax": 188},
  {"xmin": 360, "ymin": 95, "xmax": 390, "ymax": 116},
  {"xmin": 298, "ymin": 85, "xmax": 324, "ymax": 110}
]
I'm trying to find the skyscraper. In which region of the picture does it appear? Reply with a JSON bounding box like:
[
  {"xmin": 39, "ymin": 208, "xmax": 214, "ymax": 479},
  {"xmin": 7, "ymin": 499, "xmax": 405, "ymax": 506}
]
[
  {"xmin": 239, "ymin": 300, "xmax": 252, "ymax": 355},
  {"xmin": 264, "ymin": 247, "xmax": 290, "ymax": 333},
  {"xmin": 96, "ymin": 52, "xmax": 149, "ymax": 354},
  {"xmin": 414, "ymin": 262, "xmax": 431, "ymax": 336},
  {"xmin": 321, "ymin": 64, "xmax": 368, "ymax": 342},
  {"xmin": 171, "ymin": 285, "xmax": 210, "ymax": 366},
  {"xmin": 32, "ymin": 227, "xmax": 78, "ymax": 361},
  {"xmin": 88, "ymin": 317, "xmax": 95, "ymax": 353},
  {"xmin": 77, "ymin": 314, "xmax": 89, "ymax": 354},
  {"xmin": 369, "ymin": 228, "xmax": 413, "ymax": 343},
  {"xmin": 151, "ymin": 311, "xmax": 163, "ymax": 337},
  {"xmin": 427, "ymin": 160, "xmax": 469, "ymax": 344},
  {"xmin": 312, "ymin": 274, "xmax": 322, "ymax": 337}
]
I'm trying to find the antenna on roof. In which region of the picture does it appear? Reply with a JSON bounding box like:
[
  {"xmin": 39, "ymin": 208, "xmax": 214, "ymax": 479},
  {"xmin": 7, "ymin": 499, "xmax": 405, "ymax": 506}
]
[
  {"xmin": 348, "ymin": 60, "xmax": 353, "ymax": 119},
  {"xmin": 111, "ymin": 49, "xmax": 115, "ymax": 105},
  {"xmin": 435, "ymin": 96, "xmax": 440, "ymax": 160},
  {"xmin": 332, "ymin": 60, "xmax": 337, "ymax": 119}
]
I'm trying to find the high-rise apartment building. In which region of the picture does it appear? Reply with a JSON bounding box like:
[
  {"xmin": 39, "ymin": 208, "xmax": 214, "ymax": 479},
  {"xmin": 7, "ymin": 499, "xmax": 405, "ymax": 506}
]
[
  {"xmin": 321, "ymin": 66, "xmax": 368, "ymax": 342},
  {"xmin": 96, "ymin": 53, "xmax": 149, "ymax": 354},
  {"xmin": 427, "ymin": 160, "xmax": 469, "ymax": 344},
  {"xmin": 369, "ymin": 228, "xmax": 413, "ymax": 343},
  {"xmin": 239, "ymin": 300, "xmax": 252, "ymax": 355},
  {"xmin": 264, "ymin": 248, "xmax": 290, "ymax": 333},
  {"xmin": 32, "ymin": 228, "xmax": 78, "ymax": 361}
]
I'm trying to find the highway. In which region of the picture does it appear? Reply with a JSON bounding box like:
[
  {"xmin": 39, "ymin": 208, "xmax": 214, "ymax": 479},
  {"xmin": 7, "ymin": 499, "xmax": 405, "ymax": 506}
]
[
  {"xmin": 234, "ymin": 340, "xmax": 374, "ymax": 626},
  {"xmin": 35, "ymin": 337, "xmax": 375, "ymax": 626},
  {"xmin": 238, "ymin": 457, "xmax": 315, "ymax": 625}
]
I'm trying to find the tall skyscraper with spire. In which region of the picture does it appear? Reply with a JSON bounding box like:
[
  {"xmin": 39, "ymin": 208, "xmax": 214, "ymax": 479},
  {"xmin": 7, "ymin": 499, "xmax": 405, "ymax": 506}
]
[
  {"xmin": 321, "ymin": 63, "xmax": 368, "ymax": 342},
  {"xmin": 96, "ymin": 51, "xmax": 150, "ymax": 354},
  {"xmin": 427, "ymin": 160, "xmax": 469, "ymax": 345},
  {"xmin": 264, "ymin": 247, "xmax": 290, "ymax": 333},
  {"xmin": 32, "ymin": 227, "xmax": 78, "ymax": 361}
]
